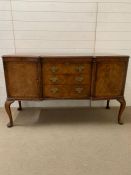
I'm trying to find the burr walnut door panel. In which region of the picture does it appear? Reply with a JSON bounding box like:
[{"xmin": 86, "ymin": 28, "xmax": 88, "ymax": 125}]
[
  {"xmin": 93, "ymin": 61, "xmax": 127, "ymax": 98},
  {"xmin": 4, "ymin": 60, "xmax": 40, "ymax": 99}
]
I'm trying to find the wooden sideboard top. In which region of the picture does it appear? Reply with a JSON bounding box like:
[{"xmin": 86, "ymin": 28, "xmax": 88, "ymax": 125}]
[
  {"xmin": 2, "ymin": 53, "xmax": 129, "ymax": 59},
  {"xmin": 2, "ymin": 54, "xmax": 130, "ymax": 64}
]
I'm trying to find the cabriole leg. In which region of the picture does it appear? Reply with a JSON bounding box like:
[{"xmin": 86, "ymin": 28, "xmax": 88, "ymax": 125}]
[
  {"xmin": 117, "ymin": 97, "xmax": 126, "ymax": 125},
  {"xmin": 17, "ymin": 101, "xmax": 22, "ymax": 111},
  {"xmin": 106, "ymin": 100, "xmax": 110, "ymax": 109},
  {"xmin": 5, "ymin": 99, "xmax": 15, "ymax": 128}
]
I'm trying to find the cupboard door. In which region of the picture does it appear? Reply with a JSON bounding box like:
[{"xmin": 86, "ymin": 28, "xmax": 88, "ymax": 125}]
[
  {"xmin": 94, "ymin": 61, "xmax": 127, "ymax": 98},
  {"xmin": 4, "ymin": 59, "xmax": 40, "ymax": 99}
]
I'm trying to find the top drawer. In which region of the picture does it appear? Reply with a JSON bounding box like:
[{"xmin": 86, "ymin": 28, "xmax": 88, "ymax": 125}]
[{"xmin": 43, "ymin": 62, "xmax": 91, "ymax": 74}]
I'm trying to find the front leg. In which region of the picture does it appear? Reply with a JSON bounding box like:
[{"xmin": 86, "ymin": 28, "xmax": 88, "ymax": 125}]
[
  {"xmin": 5, "ymin": 99, "xmax": 15, "ymax": 127},
  {"xmin": 117, "ymin": 97, "xmax": 126, "ymax": 125}
]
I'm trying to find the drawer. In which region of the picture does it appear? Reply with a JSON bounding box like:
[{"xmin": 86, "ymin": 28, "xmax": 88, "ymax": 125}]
[
  {"xmin": 44, "ymin": 74, "xmax": 91, "ymax": 85},
  {"xmin": 43, "ymin": 63, "xmax": 91, "ymax": 74},
  {"xmin": 69, "ymin": 85, "xmax": 90, "ymax": 98},
  {"xmin": 44, "ymin": 85, "xmax": 68, "ymax": 98},
  {"xmin": 44, "ymin": 85, "xmax": 90, "ymax": 98}
]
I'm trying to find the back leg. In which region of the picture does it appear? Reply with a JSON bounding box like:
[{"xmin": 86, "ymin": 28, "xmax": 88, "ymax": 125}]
[
  {"xmin": 106, "ymin": 100, "xmax": 110, "ymax": 109},
  {"xmin": 17, "ymin": 101, "xmax": 22, "ymax": 111}
]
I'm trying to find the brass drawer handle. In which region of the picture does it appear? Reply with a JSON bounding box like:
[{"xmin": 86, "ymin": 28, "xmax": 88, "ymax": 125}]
[
  {"xmin": 51, "ymin": 87, "xmax": 59, "ymax": 94},
  {"xmin": 50, "ymin": 66, "xmax": 58, "ymax": 73},
  {"xmin": 50, "ymin": 77, "xmax": 58, "ymax": 83},
  {"xmin": 75, "ymin": 65, "xmax": 85, "ymax": 72},
  {"xmin": 75, "ymin": 87, "xmax": 83, "ymax": 94},
  {"xmin": 75, "ymin": 76, "xmax": 84, "ymax": 82}
]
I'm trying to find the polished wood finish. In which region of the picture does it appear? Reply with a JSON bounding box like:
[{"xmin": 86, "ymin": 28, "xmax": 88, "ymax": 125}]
[
  {"xmin": 43, "ymin": 62, "xmax": 91, "ymax": 74},
  {"xmin": 44, "ymin": 85, "xmax": 90, "ymax": 98},
  {"xmin": 44, "ymin": 74, "xmax": 90, "ymax": 85},
  {"xmin": 4, "ymin": 59, "xmax": 40, "ymax": 98},
  {"xmin": 2, "ymin": 55, "xmax": 129, "ymax": 127},
  {"xmin": 42, "ymin": 58, "xmax": 92, "ymax": 99},
  {"xmin": 94, "ymin": 62, "xmax": 127, "ymax": 98}
]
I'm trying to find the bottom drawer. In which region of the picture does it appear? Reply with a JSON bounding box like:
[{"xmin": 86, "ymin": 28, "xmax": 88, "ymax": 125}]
[{"xmin": 44, "ymin": 85, "xmax": 90, "ymax": 98}]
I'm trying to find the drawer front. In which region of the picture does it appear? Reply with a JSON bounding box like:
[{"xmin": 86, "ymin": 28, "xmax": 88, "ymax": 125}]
[
  {"xmin": 69, "ymin": 85, "xmax": 90, "ymax": 98},
  {"xmin": 44, "ymin": 74, "xmax": 90, "ymax": 85},
  {"xmin": 43, "ymin": 63, "xmax": 91, "ymax": 74},
  {"xmin": 44, "ymin": 85, "xmax": 68, "ymax": 98},
  {"xmin": 44, "ymin": 85, "xmax": 90, "ymax": 99}
]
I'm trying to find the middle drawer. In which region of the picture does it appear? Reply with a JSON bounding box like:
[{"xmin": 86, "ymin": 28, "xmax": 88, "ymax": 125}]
[{"xmin": 44, "ymin": 74, "xmax": 90, "ymax": 85}]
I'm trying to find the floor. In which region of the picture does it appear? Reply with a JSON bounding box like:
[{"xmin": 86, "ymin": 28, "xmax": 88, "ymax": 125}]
[{"xmin": 0, "ymin": 106, "xmax": 131, "ymax": 175}]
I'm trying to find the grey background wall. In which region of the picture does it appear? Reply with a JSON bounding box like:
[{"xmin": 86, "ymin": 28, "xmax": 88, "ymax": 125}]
[{"xmin": 0, "ymin": 0, "xmax": 131, "ymax": 107}]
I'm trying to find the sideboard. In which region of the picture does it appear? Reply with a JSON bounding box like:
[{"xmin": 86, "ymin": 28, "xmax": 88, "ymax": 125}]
[{"xmin": 2, "ymin": 55, "xmax": 129, "ymax": 127}]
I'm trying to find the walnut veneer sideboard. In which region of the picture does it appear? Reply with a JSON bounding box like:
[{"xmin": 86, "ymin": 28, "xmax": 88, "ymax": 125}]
[{"xmin": 2, "ymin": 55, "xmax": 129, "ymax": 127}]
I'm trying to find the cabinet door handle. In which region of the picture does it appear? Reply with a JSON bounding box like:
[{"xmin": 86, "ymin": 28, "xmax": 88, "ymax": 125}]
[
  {"xmin": 50, "ymin": 66, "xmax": 58, "ymax": 73},
  {"xmin": 51, "ymin": 87, "xmax": 59, "ymax": 94},
  {"xmin": 50, "ymin": 77, "xmax": 58, "ymax": 83},
  {"xmin": 75, "ymin": 87, "xmax": 83, "ymax": 94},
  {"xmin": 75, "ymin": 76, "xmax": 84, "ymax": 82},
  {"xmin": 75, "ymin": 65, "xmax": 85, "ymax": 72}
]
